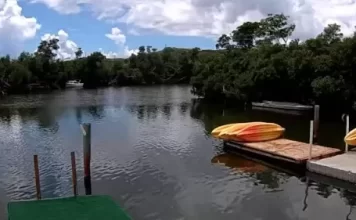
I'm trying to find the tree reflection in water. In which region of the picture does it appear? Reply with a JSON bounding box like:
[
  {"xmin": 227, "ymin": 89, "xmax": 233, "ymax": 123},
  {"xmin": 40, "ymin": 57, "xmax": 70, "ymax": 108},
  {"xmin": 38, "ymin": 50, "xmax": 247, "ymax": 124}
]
[{"xmin": 211, "ymin": 153, "xmax": 289, "ymax": 190}]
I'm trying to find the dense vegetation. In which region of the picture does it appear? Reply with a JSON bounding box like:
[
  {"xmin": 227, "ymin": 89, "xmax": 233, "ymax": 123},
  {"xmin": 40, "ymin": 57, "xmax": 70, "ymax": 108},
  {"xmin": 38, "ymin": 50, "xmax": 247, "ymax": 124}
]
[
  {"xmin": 0, "ymin": 42, "xmax": 200, "ymax": 92},
  {"xmin": 1, "ymin": 13, "xmax": 356, "ymax": 112},
  {"xmin": 193, "ymin": 14, "xmax": 356, "ymax": 113}
]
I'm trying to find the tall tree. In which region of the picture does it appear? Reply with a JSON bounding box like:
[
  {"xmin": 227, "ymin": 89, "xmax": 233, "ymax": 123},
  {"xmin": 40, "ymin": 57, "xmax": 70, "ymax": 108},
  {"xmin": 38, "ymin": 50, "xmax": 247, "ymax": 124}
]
[
  {"xmin": 258, "ymin": 14, "xmax": 295, "ymax": 44},
  {"xmin": 317, "ymin": 23, "xmax": 343, "ymax": 44},
  {"xmin": 35, "ymin": 39, "xmax": 60, "ymax": 60},
  {"xmin": 232, "ymin": 22, "xmax": 261, "ymax": 48},
  {"xmin": 216, "ymin": 34, "xmax": 232, "ymax": 49},
  {"xmin": 75, "ymin": 47, "xmax": 83, "ymax": 59}
]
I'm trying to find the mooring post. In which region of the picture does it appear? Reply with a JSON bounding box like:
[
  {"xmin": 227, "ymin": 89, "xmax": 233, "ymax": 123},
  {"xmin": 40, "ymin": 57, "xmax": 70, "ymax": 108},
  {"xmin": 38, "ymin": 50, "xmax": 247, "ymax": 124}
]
[
  {"xmin": 309, "ymin": 120, "xmax": 314, "ymax": 160},
  {"xmin": 33, "ymin": 155, "xmax": 41, "ymax": 200},
  {"xmin": 303, "ymin": 177, "xmax": 310, "ymax": 211},
  {"xmin": 81, "ymin": 123, "xmax": 92, "ymax": 195},
  {"xmin": 345, "ymin": 114, "xmax": 350, "ymax": 153},
  {"xmin": 313, "ymin": 105, "xmax": 320, "ymax": 143},
  {"xmin": 70, "ymin": 152, "xmax": 78, "ymax": 196}
]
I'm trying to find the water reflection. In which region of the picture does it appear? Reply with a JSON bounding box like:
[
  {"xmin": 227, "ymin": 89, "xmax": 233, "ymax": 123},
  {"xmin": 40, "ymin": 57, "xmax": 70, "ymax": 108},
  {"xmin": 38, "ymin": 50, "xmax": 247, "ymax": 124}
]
[
  {"xmin": 0, "ymin": 86, "xmax": 355, "ymax": 220},
  {"xmin": 88, "ymin": 106, "xmax": 105, "ymax": 120},
  {"xmin": 213, "ymin": 153, "xmax": 356, "ymax": 219},
  {"xmin": 211, "ymin": 154, "xmax": 268, "ymax": 173},
  {"xmin": 304, "ymin": 172, "xmax": 356, "ymax": 219},
  {"xmin": 211, "ymin": 153, "xmax": 290, "ymax": 191}
]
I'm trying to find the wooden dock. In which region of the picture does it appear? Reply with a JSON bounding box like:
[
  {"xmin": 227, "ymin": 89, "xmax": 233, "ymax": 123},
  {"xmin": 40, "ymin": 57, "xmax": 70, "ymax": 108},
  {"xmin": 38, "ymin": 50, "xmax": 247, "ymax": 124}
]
[
  {"xmin": 221, "ymin": 117, "xmax": 356, "ymax": 184},
  {"xmin": 224, "ymin": 139, "xmax": 341, "ymax": 165},
  {"xmin": 307, "ymin": 150, "xmax": 356, "ymax": 183}
]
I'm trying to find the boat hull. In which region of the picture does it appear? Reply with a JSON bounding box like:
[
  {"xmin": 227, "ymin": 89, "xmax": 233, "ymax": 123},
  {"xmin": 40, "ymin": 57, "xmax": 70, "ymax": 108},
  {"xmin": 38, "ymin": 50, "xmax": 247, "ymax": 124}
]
[
  {"xmin": 66, "ymin": 83, "xmax": 84, "ymax": 88},
  {"xmin": 252, "ymin": 101, "xmax": 313, "ymax": 111}
]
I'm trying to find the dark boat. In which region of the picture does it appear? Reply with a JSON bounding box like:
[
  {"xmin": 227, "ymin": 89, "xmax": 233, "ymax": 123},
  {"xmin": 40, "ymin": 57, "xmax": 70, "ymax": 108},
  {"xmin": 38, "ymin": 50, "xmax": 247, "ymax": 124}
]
[{"xmin": 251, "ymin": 101, "xmax": 313, "ymax": 115}]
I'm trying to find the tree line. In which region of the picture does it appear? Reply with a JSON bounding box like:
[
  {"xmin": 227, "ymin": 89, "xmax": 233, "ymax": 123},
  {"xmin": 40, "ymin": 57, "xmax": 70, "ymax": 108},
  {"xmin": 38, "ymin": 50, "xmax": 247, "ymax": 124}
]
[
  {"xmin": 1, "ymin": 13, "xmax": 356, "ymax": 112},
  {"xmin": 192, "ymin": 14, "xmax": 356, "ymax": 112},
  {"xmin": 0, "ymin": 41, "xmax": 200, "ymax": 93}
]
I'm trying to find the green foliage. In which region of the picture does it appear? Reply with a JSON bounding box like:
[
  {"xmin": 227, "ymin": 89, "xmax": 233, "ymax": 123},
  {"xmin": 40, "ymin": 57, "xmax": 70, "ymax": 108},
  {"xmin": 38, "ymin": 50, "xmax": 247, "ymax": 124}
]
[
  {"xmin": 0, "ymin": 13, "xmax": 356, "ymax": 113},
  {"xmin": 35, "ymin": 39, "xmax": 60, "ymax": 60},
  {"xmin": 232, "ymin": 22, "xmax": 260, "ymax": 48},
  {"xmin": 191, "ymin": 14, "xmax": 356, "ymax": 112},
  {"xmin": 9, "ymin": 62, "xmax": 31, "ymax": 86},
  {"xmin": 259, "ymin": 14, "xmax": 295, "ymax": 44},
  {"xmin": 75, "ymin": 48, "xmax": 83, "ymax": 59}
]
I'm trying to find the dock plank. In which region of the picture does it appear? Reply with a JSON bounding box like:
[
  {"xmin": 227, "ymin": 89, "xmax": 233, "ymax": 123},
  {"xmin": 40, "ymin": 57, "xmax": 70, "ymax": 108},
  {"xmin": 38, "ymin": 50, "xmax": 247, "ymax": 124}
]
[
  {"xmin": 307, "ymin": 151, "xmax": 356, "ymax": 183},
  {"xmin": 225, "ymin": 139, "xmax": 341, "ymax": 164}
]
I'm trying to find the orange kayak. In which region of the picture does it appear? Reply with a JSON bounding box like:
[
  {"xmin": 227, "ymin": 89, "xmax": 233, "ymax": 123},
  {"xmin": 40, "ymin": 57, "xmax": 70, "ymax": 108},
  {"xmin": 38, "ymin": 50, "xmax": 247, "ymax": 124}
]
[
  {"xmin": 211, "ymin": 122, "xmax": 285, "ymax": 142},
  {"xmin": 345, "ymin": 128, "xmax": 356, "ymax": 146}
]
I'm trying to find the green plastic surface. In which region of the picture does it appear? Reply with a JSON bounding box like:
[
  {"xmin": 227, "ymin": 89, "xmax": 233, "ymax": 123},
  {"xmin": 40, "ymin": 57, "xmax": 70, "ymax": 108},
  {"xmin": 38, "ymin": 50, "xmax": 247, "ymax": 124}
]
[{"xmin": 8, "ymin": 195, "xmax": 131, "ymax": 220}]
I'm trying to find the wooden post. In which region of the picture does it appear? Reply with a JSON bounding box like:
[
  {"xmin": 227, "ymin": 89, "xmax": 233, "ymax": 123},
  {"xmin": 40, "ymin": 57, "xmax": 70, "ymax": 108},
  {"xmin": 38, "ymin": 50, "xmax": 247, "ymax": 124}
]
[
  {"xmin": 71, "ymin": 152, "xmax": 78, "ymax": 196},
  {"xmin": 33, "ymin": 155, "xmax": 41, "ymax": 200},
  {"xmin": 313, "ymin": 105, "xmax": 320, "ymax": 143},
  {"xmin": 309, "ymin": 120, "xmax": 314, "ymax": 160},
  {"xmin": 346, "ymin": 115, "xmax": 350, "ymax": 153},
  {"xmin": 81, "ymin": 123, "xmax": 92, "ymax": 195}
]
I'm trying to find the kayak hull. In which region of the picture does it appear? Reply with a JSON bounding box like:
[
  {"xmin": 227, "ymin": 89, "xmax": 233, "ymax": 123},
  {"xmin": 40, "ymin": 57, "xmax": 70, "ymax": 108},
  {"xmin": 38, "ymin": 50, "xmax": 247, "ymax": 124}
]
[
  {"xmin": 212, "ymin": 122, "xmax": 285, "ymax": 142},
  {"xmin": 345, "ymin": 128, "xmax": 356, "ymax": 146}
]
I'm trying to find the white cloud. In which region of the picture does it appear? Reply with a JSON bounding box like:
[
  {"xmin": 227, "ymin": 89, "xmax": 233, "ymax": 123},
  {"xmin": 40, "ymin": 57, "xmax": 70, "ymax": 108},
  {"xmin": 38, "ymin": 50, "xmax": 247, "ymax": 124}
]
[
  {"xmin": 30, "ymin": 0, "xmax": 81, "ymax": 14},
  {"xmin": 123, "ymin": 46, "xmax": 139, "ymax": 57},
  {"xmin": 105, "ymin": 27, "xmax": 126, "ymax": 45},
  {"xmin": 128, "ymin": 28, "xmax": 140, "ymax": 36},
  {"xmin": 98, "ymin": 49, "xmax": 119, "ymax": 59},
  {"xmin": 103, "ymin": 27, "xmax": 138, "ymax": 58},
  {"xmin": 41, "ymin": 29, "xmax": 79, "ymax": 60},
  {"xmin": 99, "ymin": 46, "xmax": 138, "ymax": 59},
  {"xmin": 30, "ymin": 0, "xmax": 356, "ymax": 40},
  {"xmin": 0, "ymin": 0, "xmax": 41, "ymax": 56}
]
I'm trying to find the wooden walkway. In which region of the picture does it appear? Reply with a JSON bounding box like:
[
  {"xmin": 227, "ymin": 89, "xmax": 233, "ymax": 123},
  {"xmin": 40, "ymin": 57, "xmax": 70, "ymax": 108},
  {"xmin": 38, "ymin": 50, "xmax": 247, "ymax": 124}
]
[{"xmin": 224, "ymin": 139, "xmax": 341, "ymax": 164}]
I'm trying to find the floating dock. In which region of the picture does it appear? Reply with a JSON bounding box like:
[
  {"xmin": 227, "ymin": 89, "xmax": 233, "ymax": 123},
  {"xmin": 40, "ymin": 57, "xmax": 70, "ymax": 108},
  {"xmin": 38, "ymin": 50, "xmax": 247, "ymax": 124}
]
[
  {"xmin": 224, "ymin": 139, "xmax": 341, "ymax": 165},
  {"xmin": 7, "ymin": 195, "xmax": 131, "ymax": 220},
  {"xmin": 307, "ymin": 151, "xmax": 356, "ymax": 183}
]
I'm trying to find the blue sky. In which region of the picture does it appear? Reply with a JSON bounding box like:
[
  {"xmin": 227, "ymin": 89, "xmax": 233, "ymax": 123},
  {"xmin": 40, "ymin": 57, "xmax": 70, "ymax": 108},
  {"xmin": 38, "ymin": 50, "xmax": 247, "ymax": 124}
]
[
  {"xmin": 19, "ymin": 0, "xmax": 215, "ymax": 57},
  {"xmin": 1, "ymin": 0, "xmax": 356, "ymax": 58}
]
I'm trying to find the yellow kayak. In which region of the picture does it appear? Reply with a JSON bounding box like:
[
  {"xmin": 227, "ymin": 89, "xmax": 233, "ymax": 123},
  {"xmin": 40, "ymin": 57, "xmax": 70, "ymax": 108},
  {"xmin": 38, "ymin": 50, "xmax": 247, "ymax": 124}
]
[
  {"xmin": 211, "ymin": 123, "xmax": 236, "ymax": 138},
  {"xmin": 345, "ymin": 128, "xmax": 356, "ymax": 146},
  {"xmin": 211, "ymin": 122, "xmax": 260, "ymax": 138},
  {"xmin": 211, "ymin": 122, "xmax": 285, "ymax": 142}
]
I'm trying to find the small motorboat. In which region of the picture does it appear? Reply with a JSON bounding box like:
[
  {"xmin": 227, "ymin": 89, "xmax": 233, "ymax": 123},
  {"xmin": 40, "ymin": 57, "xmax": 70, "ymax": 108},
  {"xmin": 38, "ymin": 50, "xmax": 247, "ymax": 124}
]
[
  {"xmin": 66, "ymin": 80, "xmax": 83, "ymax": 88},
  {"xmin": 345, "ymin": 128, "xmax": 356, "ymax": 146},
  {"xmin": 211, "ymin": 122, "xmax": 285, "ymax": 142}
]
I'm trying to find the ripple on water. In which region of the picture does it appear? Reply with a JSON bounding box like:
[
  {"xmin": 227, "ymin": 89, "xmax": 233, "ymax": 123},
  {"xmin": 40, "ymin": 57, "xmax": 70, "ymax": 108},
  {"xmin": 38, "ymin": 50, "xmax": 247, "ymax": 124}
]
[{"xmin": 0, "ymin": 86, "xmax": 355, "ymax": 220}]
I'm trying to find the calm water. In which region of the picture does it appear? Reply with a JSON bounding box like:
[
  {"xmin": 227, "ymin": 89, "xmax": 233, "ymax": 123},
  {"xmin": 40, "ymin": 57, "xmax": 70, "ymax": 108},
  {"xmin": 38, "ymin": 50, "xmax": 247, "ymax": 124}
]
[{"xmin": 0, "ymin": 85, "xmax": 356, "ymax": 219}]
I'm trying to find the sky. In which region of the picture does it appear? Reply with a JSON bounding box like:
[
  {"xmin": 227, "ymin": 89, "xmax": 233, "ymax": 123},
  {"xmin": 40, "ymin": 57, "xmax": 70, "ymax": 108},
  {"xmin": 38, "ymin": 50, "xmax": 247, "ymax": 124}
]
[{"xmin": 1, "ymin": 0, "xmax": 356, "ymax": 59}]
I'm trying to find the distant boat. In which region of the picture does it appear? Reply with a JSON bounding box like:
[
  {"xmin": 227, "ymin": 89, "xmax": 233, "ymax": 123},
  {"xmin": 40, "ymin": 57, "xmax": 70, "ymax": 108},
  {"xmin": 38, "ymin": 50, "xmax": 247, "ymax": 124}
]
[
  {"xmin": 66, "ymin": 80, "xmax": 83, "ymax": 88},
  {"xmin": 252, "ymin": 101, "xmax": 313, "ymax": 111}
]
